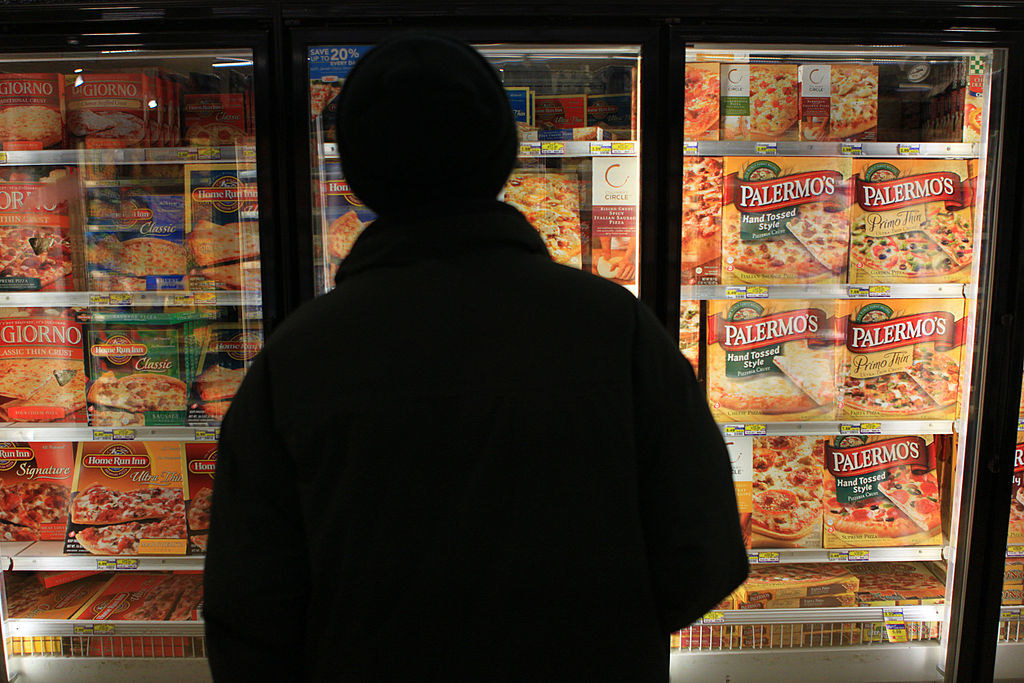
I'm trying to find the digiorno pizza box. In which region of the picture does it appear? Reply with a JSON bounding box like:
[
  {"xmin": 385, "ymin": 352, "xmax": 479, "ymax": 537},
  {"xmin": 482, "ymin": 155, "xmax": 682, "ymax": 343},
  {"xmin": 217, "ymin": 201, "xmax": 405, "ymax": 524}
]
[
  {"xmin": 0, "ymin": 442, "xmax": 74, "ymax": 541},
  {"xmin": 75, "ymin": 572, "xmax": 202, "ymax": 621},
  {"xmin": 721, "ymin": 157, "xmax": 851, "ymax": 284},
  {"xmin": 67, "ymin": 73, "xmax": 149, "ymax": 149},
  {"xmin": 850, "ymin": 159, "xmax": 975, "ymax": 284},
  {"xmin": 0, "ymin": 73, "xmax": 66, "ymax": 151},
  {"xmin": 749, "ymin": 436, "xmax": 824, "ymax": 549},
  {"xmin": 64, "ymin": 442, "xmax": 187, "ymax": 556},
  {"xmin": 187, "ymin": 320, "xmax": 261, "ymax": 426},
  {"xmin": 822, "ymin": 434, "xmax": 946, "ymax": 549},
  {"xmin": 681, "ymin": 156, "xmax": 722, "ymax": 284},
  {"xmin": 183, "ymin": 442, "xmax": 216, "ymax": 554},
  {"xmin": 706, "ymin": 299, "xmax": 837, "ymax": 422},
  {"xmin": 741, "ymin": 564, "xmax": 859, "ymax": 602},
  {"xmin": 0, "ymin": 308, "xmax": 87, "ymax": 423},
  {"xmin": 838, "ymin": 299, "xmax": 966, "ymax": 420},
  {"xmin": 684, "ymin": 62, "xmax": 719, "ymax": 141},
  {"xmin": 720, "ymin": 63, "xmax": 798, "ymax": 141}
]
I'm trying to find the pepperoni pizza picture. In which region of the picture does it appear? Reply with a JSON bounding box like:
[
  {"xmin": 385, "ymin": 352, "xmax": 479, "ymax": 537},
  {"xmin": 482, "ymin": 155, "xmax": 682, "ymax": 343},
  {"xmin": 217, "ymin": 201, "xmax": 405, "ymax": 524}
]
[
  {"xmin": 684, "ymin": 63, "xmax": 720, "ymax": 140},
  {"xmin": 751, "ymin": 436, "xmax": 824, "ymax": 547}
]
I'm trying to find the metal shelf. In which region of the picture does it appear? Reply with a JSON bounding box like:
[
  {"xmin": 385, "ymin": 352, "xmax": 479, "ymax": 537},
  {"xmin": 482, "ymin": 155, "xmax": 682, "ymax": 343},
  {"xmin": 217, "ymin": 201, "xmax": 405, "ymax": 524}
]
[
  {"xmin": 0, "ymin": 146, "xmax": 255, "ymax": 166},
  {"xmin": 0, "ymin": 291, "xmax": 261, "ymax": 308},
  {"xmin": 320, "ymin": 141, "xmax": 639, "ymax": 161},
  {"xmin": 705, "ymin": 606, "xmax": 944, "ymax": 625},
  {"xmin": 3, "ymin": 541, "xmax": 203, "ymax": 571},
  {"xmin": 683, "ymin": 140, "xmax": 978, "ymax": 159},
  {"xmin": 6, "ymin": 619, "xmax": 204, "ymax": 637},
  {"xmin": 682, "ymin": 283, "xmax": 967, "ymax": 301},
  {"xmin": 0, "ymin": 425, "xmax": 218, "ymax": 442},
  {"xmin": 746, "ymin": 546, "xmax": 945, "ymax": 565},
  {"xmin": 717, "ymin": 421, "xmax": 955, "ymax": 437}
]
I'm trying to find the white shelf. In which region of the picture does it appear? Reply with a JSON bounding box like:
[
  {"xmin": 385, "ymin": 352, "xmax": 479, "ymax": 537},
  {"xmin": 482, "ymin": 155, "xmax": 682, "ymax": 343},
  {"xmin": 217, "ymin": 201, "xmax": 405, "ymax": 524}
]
[
  {"xmin": 0, "ymin": 425, "xmax": 218, "ymax": 442},
  {"xmin": 718, "ymin": 421, "xmax": 955, "ymax": 436},
  {"xmin": 0, "ymin": 291, "xmax": 261, "ymax": 308},
  {"xmin": 0, "ymin": 146, "xmax": 255, "ymax": 166},
  {"xmin": 3, "ymin": 541, "xmax": 203, "ymax": 572},
  {"xmin": 746, "ymin": 547, "xmax": 946, "ymax": 565},
  {"xmin": 6, "ymin": 619, "xmax": 204, "ymax": 637},
  {"xmin": 8, "ymin": 659, "xmax": 212, "ymax": 683},
  {"xmin": 706, "ymin": 605, "xmax": 944, "ymax": 625},
  {"xmin": 682, "ymin": 283, "xmax": 967, "ymax": 301},
  {"xmin": 683, "ymin": 140, "xmax": 978, "ymax": 159}
]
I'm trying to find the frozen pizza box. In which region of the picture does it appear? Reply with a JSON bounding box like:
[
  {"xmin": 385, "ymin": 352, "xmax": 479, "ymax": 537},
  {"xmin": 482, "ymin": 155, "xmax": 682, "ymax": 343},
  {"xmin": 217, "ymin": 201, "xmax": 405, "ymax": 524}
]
[
  {"xmin": 721, "ymin": 157, "xmax": 851, "ymax": 284},
  {"xmin": 14, "ymin": 574, "xmax": 112, "ymax": 620},
  {"xmin": 75, "ymin": 572, "xmax": 202, "ymax": 620},
  {"xmin": 685, "ymin": 63, "xmax": 720, "ymax": 141},
  {"xmin": 534, "ymin": 94, "xmax": 586, "ymax": 130},
  {"xmin": 0, "ymin": 309, "xmax": 87, "ymax": 423},
  {"xmin": 723, "ymin": 436, "xmax": 753, "ymax": 549},
  {"xmin": 187, "ymin": 321, "xmax": 261, "ymax": 426},
  {"xmin": 86, "ymin": 324, "xmax": 186, "ymax": 427},
  {"xmin": 0, "ymin": 73, "xmax": 65, "ymax": 150},
  {"xmin": 64, "ymin": 442, "xmax": 186, "ymax": 556},
  {"xmin": 86, "ymin": 193, "xmax": 186, "ymax": 292},
  {"xmin": 720, "ymin": 63, "xmax": 798, "ymax": 141},
  {"xmin": 183, "ymin": 163, "xmax": 261, "ymax": 291},
  {"xmin": 0, "ymin": 442, "xmax": 74, "ymax": 542},
  {"xmin": 1005, "ymin": 559, "xmax": 1024, "ymax": 584},
  {"xmin": 848, "ymin": 562, "xmax": 945, "ymax": 605},
  {"xmin": 678, "ymin": 299, "xmax": 700, "ymax": 373},
  {"xmin": 681, "ymin": 156, "xmax": 722, "ymax": 284},
  {"xmin": 737, "ymin": 592, "xmax": 857, "ymax": 609},
  {"xmin": 750, "ymin": 436, "xmax": 824, "ymax": 549},
  {"xmin": 502, "ymin": 170, "xmax": 582, "ymax": 269},
  {"xmin": 183, "ymin": 442, "xmax": 216, "ymax": 554},
  {"xmin": 67, "ymin": 73, "xmax": 149, "ymax": 149},
  {"xmin": 183, "ymin": 93, "xmax": 248, "ymax": 147},
  {"xmin": 586, "ymin": 94, "xmax": 631, "ymax": 138},
  {"xmin": 36, "ymin": 570, "xmax": 102, "ymax": 589},
  {"xmin": 740, "ymin": 563, "xmax": 859, "ymax": 602},
  {"xmin": 1003, "ymin": 587, "xmax": 1023, "ymax": 606},
  {"xmin": 706, "ymin": 299, "xmax": 838, "ymax": 422},
  {"xmin": 317, "ymin": 162, "xmax": 374, "ymax": 287},
  {"xmin": 838, "ymin": 299, "xmax": 966, "ymax": 420},
  {"xmin": 1008, "ymin": 437, "xmax": 1024, "ymax": 544},
  {"xmin": 850, "ymin": 159, "xmax": 975, "ymax": 284},
  {"xmin": 822, "ymin": 434, "xmax": 946, "ymax": 548},
  {"xmin": 800, "ymin": 65, "xmax": 878, "ymax": 142},
  {"xmin": 963, "ymin": 56, "xmax": 984, "ymax": 144}
]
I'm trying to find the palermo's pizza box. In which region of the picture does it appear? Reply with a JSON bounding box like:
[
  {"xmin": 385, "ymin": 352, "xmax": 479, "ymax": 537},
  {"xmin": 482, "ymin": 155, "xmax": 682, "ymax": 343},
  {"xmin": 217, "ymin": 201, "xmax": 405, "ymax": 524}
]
[
  {"xmin": 720, "ymin": 63, "xmax": 798, "ymax": 141},
  {"xmin": 86, "ymin": 324, "xmax": 186, "ymax": 427},
  {"xmin": 838, "ymin": 299, "xmax": 966, "ymax": 420},
  {"xmin": 721, "ymin": 156, "xmax": 851, "ymax": 284},
  {"xmin": 187, "ymin": 320, "xmax": 262, "ymax": 426},
  {"xmin": 681, "ymin": 156, "xmax": 723, "ymax": 284},
  {"xmin": 1008, "ymin": 437, "xmax": 1024, "ymax": 544},
  {"xmin": 741, "ymin": 564, "xmax": 859, "ymax": 602},
  {"xmin": 685, "ymin": 63, "xmax": 720, "ymax": 141},
  {"xmin": 75, "ymin": 572, "xmax": 202, "ymax": 621},
  {"xmin": 823, "ymin": 434, "xmax": 946, "ymax": 548},
  {"xmin": 849, "ymin": 159, "xmax": 974, "ymax": 284},
  {"xmin": 848, "ymin": 562, "xmax": 945, "ymax": 605},
  {"xmin": 64, "ymin": 442, "xmax": 187, "ymax": 556},
  {"xmin": 183, "ymin": 442, "xmax": 215, "ymax": 554},
  {"xmin": 706, "ymin": 299, "xmax": 837, "ymax": 422},
  {"xmin": 737, "ymin": 592, "xmax": 857, "ymax": 609},
  {"xmin": 750, "ymin": 436, "xmax": 824, "ymax": 549},
  {"xmin": 0, "ymin": 308, "xmax": 87, "ymax": 422},
  {"xmin": 0, "ymin": 442, "xmax": 74, "ymax": 541}
]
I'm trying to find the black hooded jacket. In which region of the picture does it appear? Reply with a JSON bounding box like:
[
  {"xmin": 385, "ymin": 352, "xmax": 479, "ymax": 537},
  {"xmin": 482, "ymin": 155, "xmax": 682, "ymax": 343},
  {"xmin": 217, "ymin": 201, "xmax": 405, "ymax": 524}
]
[{"xmin": 204, "ymin": 34, "xmax": 747, "ymax": 682}]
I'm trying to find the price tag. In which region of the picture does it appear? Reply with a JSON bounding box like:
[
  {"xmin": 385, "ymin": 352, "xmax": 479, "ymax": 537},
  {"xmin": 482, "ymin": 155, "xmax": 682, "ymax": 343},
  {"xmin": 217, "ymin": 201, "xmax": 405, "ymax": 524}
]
[
  {"xmin": 197, "ymin": 147, "xmax": 221, "ymax": 160},
  {"xmin": 111, "ymin": 429, "xmax": 135, "ymax": 441},
  {"xmin": 194, "ymin": 292, "xmax": 216, "ymax": 306},
  {"xmin": 1001, "ymin": 608, "xmax": 1022, "ymax": 621},
  {"xmin": 73, "ymin": 625, "xmax": 94, "ymax": 634},
  {"xmin": 172, "ymin": 293, "xmax": 195, "ymax": 307},
  {"xmin": 590, "ymin": 142, "xmax": 611, "ymax": 155},
  {"xmin": 96, "ymin": 559, "xmax": 117, "ymax": 570},
  {"xmin": 540, "ymin": 142, "xmax": 565, "ymax": 156},
  {"xmin": 0, "ymin": 152, "xmax": 8, "ymax": 164},
  {"xmin": 92, "ymin": 430, "xmax": 113, "ymax": 441},
  {"xmin": 1007, "ymin": 545, "xmax": 1024, "ymax": 558},
  {"xmin": 754, "ymin": 142, "xmax": 778, "ymax": 155},
  {"xmin": 1018, "ymin": 417, "xmax": 1024, "ymax": 432},
  {"xmin": 746, "ymin": 551, "xmax": 759, "ymax": 563},
  {"xmin": 115, "ymin": 559, "xmax": 139, "ymax": 570},
  {"xmin": 683, "ymin": 141, "xmax": 699, "ymax": 155},
  {"xmin": 611, "ymin": 142, "xmax": 635, "ymax": 155},
  {"xmin": 746, "ymin": 286, "xmax": 768, "ymax": 299},
  {"xmin": 840, "ymin": 143, "xmax": 863, "ymax": 155},
  {"xmin": 94, "ymin": 624, "xmax": 115, "ymax": 633},
  {"xmin": 194, "ymin": 428, "xmax": 220, "ymax": 442},
  {"xmin": 89, "ymin": 294, "xmax": 110, "ymax": 306},
  {"xmin": 519, "ymin": 142, "xmax": 541, "ymax": 156},
  {"xmin": 848, "ymin": 550, "xmax": 870, "ymax": 562},
  {"xmin": 754, "ymin": 551, "xmax": 780, "ymax": 564},
  {"xmin": 869, "ymin": 285, "xmax": 891, "ymax": 298},
  {"xmin": 242, "ymin": 148, "xmax": 256, "ymax": 160},
  {"xmin": 723, "ymin": 424, "xmax": 746, "ymax": 436},
  {"xmin": 108, "ymin": 293, "xmax": 132, "ymax": 307},
  {"xmin": 828, "ymin": 551, "xmax": 849, "ymax": 562},
  {"xmin": 743, "ymin": 424, "xmax": 767, "ymax": 436},
  {"xmin": 897, "ymin": 144, "xmax": 921, "ymax": 156},
  {"xmin": 847, "ymin": 286, "xmax": 869, "ymax": 298},
  {"xmin": 882, "ymin": 607, "xmax": 908, "ymax": 643},
  {"xmin": 176, "ymin": 149, "xmax": 193, "ymax": 159},
  {"xmin": 700, "ymin": 611, "xmax": 725, "ymax": 624},
  {"xmin": 860, "ymin": 423, "xmax": 882, "ymax": 435},
  {"xmin": 725, "ymin": 286, "xmax": 747, "ymax": 299}
]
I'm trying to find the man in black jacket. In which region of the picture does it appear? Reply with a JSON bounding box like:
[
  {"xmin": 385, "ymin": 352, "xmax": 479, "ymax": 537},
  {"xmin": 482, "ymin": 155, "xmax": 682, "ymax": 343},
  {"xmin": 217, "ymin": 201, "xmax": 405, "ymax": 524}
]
[{"xmin": 204, "ymin": 33, "xmax": 747, "ymax": 682}]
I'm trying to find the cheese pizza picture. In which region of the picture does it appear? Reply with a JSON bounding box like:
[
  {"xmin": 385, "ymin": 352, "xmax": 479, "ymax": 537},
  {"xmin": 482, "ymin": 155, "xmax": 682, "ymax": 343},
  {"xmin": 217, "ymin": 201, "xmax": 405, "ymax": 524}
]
[
  {"xmin": 503, "ymin": 170, "xmax": 582, "ymax": 268},
  {"xmin": 707, "ymin": 299, "xmax": 837, "ymax": 422},
  {"xmin": 684, "ymin": 63, "xmax": 720, "ymax": 140},
  {"xmin": 722, "ymin": 157, "xmax": 851, "ymax": 284},
  {"xmin": 830, "ymin": 65, "xmax": 878, "ymax": 141},
  {"xmin": 0, "ymin": 312, "xmax": 87, "ymax": 423}
]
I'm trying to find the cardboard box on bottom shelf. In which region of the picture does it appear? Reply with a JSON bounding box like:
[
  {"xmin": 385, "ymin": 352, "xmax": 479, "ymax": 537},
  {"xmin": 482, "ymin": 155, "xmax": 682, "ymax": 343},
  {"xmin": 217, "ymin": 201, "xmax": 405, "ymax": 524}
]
[
  {"xmin": 75, "ymin": 572, "xmax": 203, "ymax": 621},
  {"xmin": 741, "ymin": 564, "xmax": 859, "ymax": 603},
  {"xmin": 6, "ymin": 572, "xmax": 111, "ymax": 619},
  {"xmin": 848, "ymin": 562, "xmax": 946, "ymax": 605}
]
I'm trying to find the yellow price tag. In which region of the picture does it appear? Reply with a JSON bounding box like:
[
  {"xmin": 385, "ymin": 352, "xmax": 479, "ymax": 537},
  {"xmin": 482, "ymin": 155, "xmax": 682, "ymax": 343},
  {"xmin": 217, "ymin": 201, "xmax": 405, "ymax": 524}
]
[
  {"xmin": 744, "ymin": 424, "xmax": 767, "ymax": 436},
  {"xmin": 746, "ymin": 286, "xmax": 768, "ymax": 299},
  {"xmin": 540, "ymin": 142, "xmax": 565, "ymax": 155},
  {"xmin": 115, "ymin": 558, "xmax": 139, "ymax": 570},
  {"xmin": 848, "ymin": 550, "xmax": 870, "ymax": 562},
  {"xmin": 882, "ymin": 608, "xmax": 908, "ymax": 643},
  {"xmin": 96, "ymin": 559, "xmax": 116, "ymax": 570},
  {"xmin": 173, "ymin": 293, "xmax": 195, "ymax": 306},
  {"xmin": 89, "ymin": 294, "xmax": 110, "ymax": 306},
  {"xmin": 73, "ymin": 625, "xmax": 94, "ymax": 634},
  {"xmin": 756, "ymin": 552, "xmax": 780, "ymax": 564},
  {"xmin": 868, "ymin": 285, "xmax": 891, "ymax": 297},
  {"xmin": 108, "ymin": 293, "xmax": 132, "ymax": 306},
  {"xmin": 1008, "ymin": 545, "xmax": 1024, "ymax": 558},
  {"xmin": 177, "ymin": 150, "xmax": 192, "ymax": 159},
  {"xmin": 94, "ymin": 624, "xmax": 115, "ymax": 633},
  {"xmin": 611, "ymin": 141, "xmax": 635, "ymax": 154},
  {"xmin": 828, "ymin": 551, "xmax": 849, "ymax": 562},
  {"xmin": 0, "ymin": 152, "xmax": 8, "ymax": 163},
  {"xmin": 112, "ymin": 429, "xmax": 135, "ymax": 441},
  {"xmin": 194, "ymin": 292, "xmax": 216, "ymax": 305},
  {"xmin": 701, "ymin": 611, "xmax": 725, "ymax": 623}
]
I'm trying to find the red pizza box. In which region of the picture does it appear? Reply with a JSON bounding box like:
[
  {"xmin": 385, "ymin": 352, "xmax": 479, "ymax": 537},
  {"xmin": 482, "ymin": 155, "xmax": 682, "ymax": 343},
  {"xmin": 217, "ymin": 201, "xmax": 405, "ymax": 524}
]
[
  {"xmin": 681, "ymin": 156, "xmax": 722, "ymax": 284},
  {"xmin": 65, "ymin": 442, "xmax": 186, "ymax": 556},
  {"xmin": 684, "ymin": 63, "xmax": 719, "ymax": 141},
  {"xmin": 75, "ymin": 572, "xmax": 201, "ymax": 621},
  {"xmin": 66, "ymin": 73, "xmax": 149, "ymax": 149},
  {"xmin": 823, "ymin": 435, "xmax": 946, "ymax": 548},
  {"xmin": 16, "ymin": 573, "xmax": 112, "ymax": 620},
  {"xmin": 0, "ymin": 309, "xmax": 87, "ymax": 422},
  {"xmin": 0, "ymin": 74, "xmax": 66, "ymax": 150},
  {"xmin": 183, "ymin": 442, "xmax": 216, "ymax": 554},
  {"xmin": 1010, "ymin": 438, "xmax": 1024, "ymax": 543},
  {"xmin": 0, "ymin": 442, "xmax": 74, "ymax": 541},
  {"xmin": 186, "ymin": 321, "xmax": 262, "ymax": 426},
  {"xmin": 36, "ymin": 570, "xmax": 102, "ymax": 589},
  {"xmin": 738, "ymin": 592, "xmax": 857, "ymax": 609},
  {"xmin": 534, "ymin": 94, "xmax": 586, "ymax": 130},
  {"xmin": 749, "ymin": 436, "xmax": 825, "ymax": 549}
]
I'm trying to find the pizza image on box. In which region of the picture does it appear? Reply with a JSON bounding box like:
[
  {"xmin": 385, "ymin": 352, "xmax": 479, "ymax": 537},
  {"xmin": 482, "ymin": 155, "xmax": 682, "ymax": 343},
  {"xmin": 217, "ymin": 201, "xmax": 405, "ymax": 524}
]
[
  {"xmin": 0, "ymin": 73, "xmax": 65, "ymax": 150},
  {"xmin": 823, "ymin": 434, "xmax": 945, "ymax": 548},
  {"xmin": 0, "ymin": 442, "xmax": 74, "ymax": 542},
  {"xmin": 848, "ymin": 562, "xmax": 945, "ymax": 605},
  {"xmin": 1009, "ymin": 440, "xmax": 1024, "ymax": 543},
  {"xmin": 741, "ymin": 563, "xmax": 859, "ymax": 602},
  {"xmin": 187, "ymin": 321, "xmax": 261, "ymax": 426},
  {"xmin": 184, "ymin": 443, "xmax": 216, "ymax": 553},
  {"xmin": 502, "ymin": 170, "xmax": 582, "ymax": 269},
  {"xmin": 0, "ymin": 167, "xmax": 76, "ymax": 292},
  {"xmin": 850, "ymin": 159, "xmax": 975, "ymax": 284},
  {"xmin": 12, "ymin": 573, "xmax": 111, "ymax": 620},
  {"xmin": 830, "ymin": 65, "xmax": 878, "ymax": 141},
  {"xmin": 318, "ymin": 163, "xmax": 375, "ymax": 287},
  {"xmin": 722, "ymin": 157, "xmax": 851, "ymax": 284},
  {"xmin": 707, "ymin": 299, "xmax": 837, "ymax": 422},
  {"xmin": 67, "ymin": 73, "xmax": 148, "ymax": 149},
  {"xmin": 724, "ymin": 436, "xmax": 753, "ymax": 548},
  {"xmin": 65, "ymin": 442, "xmax": 187, "ymax": 556},
  {"xmin": 839, "ymin": 299, "xmax": 966, "ymax": 420},
  {"xmin": 748, "ymin": 64, "xmax": 799, "ymax": 141},
  {"xmin": 684, "ymin": 63, "xmax": 720, "ymax": 140},
  {"xmin": 750, "ymin": 436, "xmax": 824, "ymax": 548},
  {"xmin": 678, "ymin": 299, "xmax": 700, "ymax": 372},
  {"xmin": 0, "ymin": 310, "xmax": 87, "ymax": 423},
  {"xmin": 681, "ymin": 156, "xmax": 722, "ymax": 283},
  {"xmin": 76, "ymin": 572, "xmax": 202, "ymax": 621}
]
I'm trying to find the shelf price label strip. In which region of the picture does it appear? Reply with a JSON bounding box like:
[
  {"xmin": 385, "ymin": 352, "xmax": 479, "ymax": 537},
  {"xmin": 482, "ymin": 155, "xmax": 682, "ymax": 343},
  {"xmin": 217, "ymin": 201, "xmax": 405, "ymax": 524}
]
[
  {"xmin": 828, "ymin": 550, "xmax": 870, "ymax": 562},
  {"xmin": 74, "ymin": 624, "xmax": 115, "ymax": 634},
  {"xmin": 747, "ymin": 551, "xmax": 780, "ymax": 564},
  {"xmin": 96, "ymin": 558, "xmax": 139, "ymax": 570}
]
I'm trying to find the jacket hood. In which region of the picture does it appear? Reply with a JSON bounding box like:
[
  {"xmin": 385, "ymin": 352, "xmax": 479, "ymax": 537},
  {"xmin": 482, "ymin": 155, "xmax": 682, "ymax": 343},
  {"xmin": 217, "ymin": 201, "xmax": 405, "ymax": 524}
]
[{"xmin": 336, "ymin": 33, "xmax": 518, "ymax": 217}]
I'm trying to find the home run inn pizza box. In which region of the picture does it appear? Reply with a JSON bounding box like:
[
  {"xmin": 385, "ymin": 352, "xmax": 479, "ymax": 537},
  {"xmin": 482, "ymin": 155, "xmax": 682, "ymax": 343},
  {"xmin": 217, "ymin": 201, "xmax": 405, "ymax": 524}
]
[
  {"xmin": 87, "ymin": 324, "xmax": 186, "ymax": 427},
  {"xmin": 838, "ymin": 299, "xmax": 966, "ymax": 420},
  {"xmin": 6, "ymin": 573, "xmax": 112, "ymax": 620},
  {"xmin": 849, "ymin": 159, "xmax": 975, "ymax": 284},
  {"xmin": 707, "ymin": 299, "xmax": 837, "ymax": 422},
  {"xmin": 64, "ymin": 442, "xmax": 187, "ymax": 556},
  {"xmin": 183, "ymin": 443, "xmax": 215, "ymax": 554},
  {"xmin": 822, "ymin": 434, "xmax": 946, "ymax": 548},
  {"xmin": 75, "ymin": 572, "xmax": 203, "ymax": 621},
  {"xmin": 0, "ymin": 308, "xmax": 87, "ymax": 423},
  {"xmin": 750, "ymin": 436, "xmax": 824, "ymax": 549},
  {"xmin": 721, "ymin": 157, "xmax": 851, "ymax": 284},
  {"xmin": 0, "ymin": 442, "xmax": 74, "ymax": 542},
  {"xmin": 187, "ymin": 320, "xmax": 262, "ymax": 426}
]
